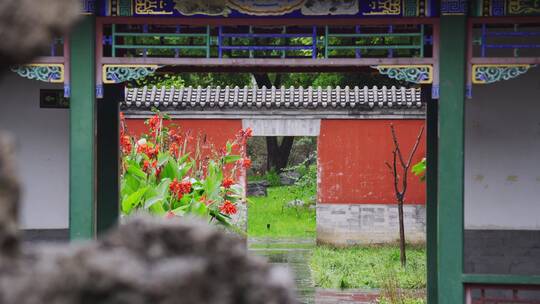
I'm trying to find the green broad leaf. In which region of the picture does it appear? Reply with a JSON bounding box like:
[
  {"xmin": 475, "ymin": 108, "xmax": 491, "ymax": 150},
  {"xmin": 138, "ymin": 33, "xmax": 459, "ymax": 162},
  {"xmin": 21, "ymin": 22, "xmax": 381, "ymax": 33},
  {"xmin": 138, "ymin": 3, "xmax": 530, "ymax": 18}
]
[
  {"xmin": 157, "ymin": 154, "xmax": 170, "ymax": 167},
  {"xmin": 156, "ymin": 178, "xmax": 171, "ymax": 196},
  {"xmin": 223, "ymin": 155, "xmax": 241, "ymax": 164},
  {"xmin": 203, "ymin": 161, "xmax": 222, "ymax": 201},
  {"xmin": 124, "ymin": 174, "xmax": 140, "ymax": 192},
  {"xmin": 412, "ymin": 158, "xmax": 426, "ymax": 175},
  {"xmin": 127, "ymin": 163, "xmax": 146, "ymax": 180},
  {"xmin": 143, "ymin": 196, "xmax": 162, "ymax": 209},
  {"xmin": 135, "ymin": 154, "xmax": 144, "ymax": 164},
  {"xmin": 122, "ymin": 187, "xmax": 148, "ymax": 214},
  {"xmin": 148, "ymin": 201, "xmax": 166, "ymax": 215},
  {"xmin": 228, "ymin": 184, "xmax": 244, "ymax": 195},
  {"xmin": 177, "ymin": 153, "xmax": 191, "ymax": 165},
  {"xmin": 178, "ymin": 162, "xmax": 192, "ymax": 180},
  {"xmin": 226, "ymin": 141, "xmax": 233, "ymax": 154},
  {"xmin": 161, "ymin": 158, "xmax": 179, "ymax": 180},
  {"xmin": 412, "ymin": 158, "xmax": 426, "ymax": 182},
  {"xmin": 172, "ymin": 205, "xmax": 189, "ymax": 216},
  {"xmin": 209, "ymin": 210, "xmax": 232, "ymax": 227},
  {"xmin": 190, "ymin": 200, "xmax": 208, "ymax": 216}
]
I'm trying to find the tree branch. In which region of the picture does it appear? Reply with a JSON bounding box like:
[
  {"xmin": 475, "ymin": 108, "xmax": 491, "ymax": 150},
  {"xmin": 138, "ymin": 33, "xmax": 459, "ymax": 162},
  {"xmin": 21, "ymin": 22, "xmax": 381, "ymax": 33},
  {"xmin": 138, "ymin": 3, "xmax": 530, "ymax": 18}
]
[{"xmin": 390, "ymin": 124, "xmax": 407, "ymax": 169}]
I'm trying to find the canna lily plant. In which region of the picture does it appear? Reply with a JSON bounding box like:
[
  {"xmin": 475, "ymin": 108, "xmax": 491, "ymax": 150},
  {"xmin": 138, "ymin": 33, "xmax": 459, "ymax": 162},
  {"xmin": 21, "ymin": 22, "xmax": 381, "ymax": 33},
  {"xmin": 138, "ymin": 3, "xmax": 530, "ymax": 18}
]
[{"xmin": 120, "ymin": 111, "xmax": 252, "ymax": 227}]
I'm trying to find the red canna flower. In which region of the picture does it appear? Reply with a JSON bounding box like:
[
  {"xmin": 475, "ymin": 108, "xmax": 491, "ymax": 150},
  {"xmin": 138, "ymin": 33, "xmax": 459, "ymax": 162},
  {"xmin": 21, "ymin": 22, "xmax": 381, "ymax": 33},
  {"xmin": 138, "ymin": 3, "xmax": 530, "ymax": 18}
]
[
  {"xmin": 137, "ymin": 143, "xmax": 148, "ymax": 154},
  {"xmin": 169, "ymin": 142, "xmax": 180, "ymax": 158},
  {"xmin": 169, "ymin": 179, "xmax": 192, "ymax": 200},
  {"xmin": 178, "ymin": 181, "xmax": 192, "ymax": 194},
  {"xmin": 148, "ymin": 114, "xmax": 162, "ymax": 135},
  {"xmin": 222, "ymin": 177, "xmax": 235, "ymax": 189},
  {"xmin": 238, "ymin": 158, "xmax": 252, "ymax": 169},
  {"xmin": 169, "ymin": 179, "xmax": 179, "ymax": 191},
  {"xmin": 245, "ymin": 128, "xmax": 253, "ymax": 138},
  {"xmin": 142, "ymin": 160, "xmax": 150, "ymax": 172},
  {"xmin": 219, "ymin": 200, "xmax": 237, "ymax": 215},
  {"xmin": 120, "ymin": 135, "xmax": 132, "ymax": 154}
]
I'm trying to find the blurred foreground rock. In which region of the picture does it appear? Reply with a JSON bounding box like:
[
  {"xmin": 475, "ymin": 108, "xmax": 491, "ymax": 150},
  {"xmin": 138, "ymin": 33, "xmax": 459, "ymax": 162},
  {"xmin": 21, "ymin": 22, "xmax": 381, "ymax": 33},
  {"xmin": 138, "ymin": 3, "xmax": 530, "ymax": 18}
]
[
  {"xmin": 0, "ymin": 0, "xmax": 79, "ymax": 70},
  {"xmin": 0, "ymin": 134, "xmax": 297, "ymax": 304}
]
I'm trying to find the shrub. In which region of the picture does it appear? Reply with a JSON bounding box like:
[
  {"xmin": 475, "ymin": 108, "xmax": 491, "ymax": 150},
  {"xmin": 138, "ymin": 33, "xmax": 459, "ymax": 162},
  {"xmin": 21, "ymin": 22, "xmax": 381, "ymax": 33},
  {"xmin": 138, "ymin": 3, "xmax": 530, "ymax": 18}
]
[
  {"xmin": 265, "ymin": 169, "xmax": 281, "ymax": 187},
  {"xmin": 119, "ymin": 112, "xmax": 252, "ymax": 227}
]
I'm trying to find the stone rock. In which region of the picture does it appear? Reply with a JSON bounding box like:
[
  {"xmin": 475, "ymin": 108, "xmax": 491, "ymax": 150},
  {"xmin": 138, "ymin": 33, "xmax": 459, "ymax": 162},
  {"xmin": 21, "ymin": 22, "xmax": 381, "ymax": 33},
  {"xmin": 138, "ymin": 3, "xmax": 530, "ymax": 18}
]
[
  {"xmin": 279, "ymin": 172, "xmax": 300, "ymax": 186},
  {"xmin": 0, "ymin": 0, "xmax": 79, "ymax": 69},
  {"xmin": 286, "ymin": 199, "xmax": 306, "ymax": 208},
  {"xmin": 247, "ymin": 181, "xmax": 268, "ymax": 197},
  {"xmin": 0, "ymin": 133, "xmax": 20, "ymax": 258},
  {"xmin": 1, "ymin": 216, "xmax": 296, "ymax": 304},
  {"xmin": 0, "ymin": 134, "xmax": 297, "ymax": 304}
]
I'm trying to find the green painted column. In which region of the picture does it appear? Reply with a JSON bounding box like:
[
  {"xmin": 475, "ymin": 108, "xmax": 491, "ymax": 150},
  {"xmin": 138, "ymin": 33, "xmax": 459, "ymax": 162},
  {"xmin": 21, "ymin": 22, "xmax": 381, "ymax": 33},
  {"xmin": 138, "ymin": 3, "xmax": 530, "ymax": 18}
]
[
  {"xmin": 69, "ymin": 16, "xmax": 96, "ymax": 240},
  {"xmin": 425, "ymin": 85, "xmax": 438, "ymax": 304},
  {"xmin": 97, "ymin": 84, "xmax": 122, "ymax": 235},
  {"xmin": 437, "ymin": 16, "xmax": 467, "ymax": 304}
]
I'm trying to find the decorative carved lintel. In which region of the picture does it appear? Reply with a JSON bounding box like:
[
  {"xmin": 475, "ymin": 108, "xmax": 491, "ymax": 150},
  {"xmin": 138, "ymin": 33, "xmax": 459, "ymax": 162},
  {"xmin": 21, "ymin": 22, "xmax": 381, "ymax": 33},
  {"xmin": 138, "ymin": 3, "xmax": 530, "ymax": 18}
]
[
  {"xmin": 372, "ymin": 65, "xmax": 433, "ymax": 84},
  {"xmin": 11, "ymin": 64, "xmax": 64, "ymax": 83},
  {"xmin": 472, "ymin": 64, "xmax": 535, "ymax": 84},
  {"xmin": 102, "ymin": 64, "xmax": 160, "ymax": 84}
]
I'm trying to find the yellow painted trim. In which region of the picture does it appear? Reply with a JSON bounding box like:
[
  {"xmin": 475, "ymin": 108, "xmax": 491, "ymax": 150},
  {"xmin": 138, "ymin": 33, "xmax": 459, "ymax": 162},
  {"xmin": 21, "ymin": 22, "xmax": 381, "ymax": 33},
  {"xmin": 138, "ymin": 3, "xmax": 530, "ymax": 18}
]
[{"xmin": 102, "ymin": 64, "xmax": 160, "ymax": 84}]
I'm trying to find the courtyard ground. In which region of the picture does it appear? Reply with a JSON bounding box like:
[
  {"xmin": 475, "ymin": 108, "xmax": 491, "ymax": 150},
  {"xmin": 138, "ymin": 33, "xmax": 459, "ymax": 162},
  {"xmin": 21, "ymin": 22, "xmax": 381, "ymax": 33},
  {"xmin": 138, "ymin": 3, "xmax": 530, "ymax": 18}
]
[
  {"xmin": 247, "ymin": 185, "xmax": 426, "ymax": 304},
  {"xmin": 248, "ymin": 186, "xmax": 315, "ymax": 238}
]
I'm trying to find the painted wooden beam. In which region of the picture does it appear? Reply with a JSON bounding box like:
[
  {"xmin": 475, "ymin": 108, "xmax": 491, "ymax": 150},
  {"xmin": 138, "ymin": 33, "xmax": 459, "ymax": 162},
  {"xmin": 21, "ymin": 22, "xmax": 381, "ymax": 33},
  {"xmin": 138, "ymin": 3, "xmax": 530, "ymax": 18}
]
[
  {"xmin": 437, "ymin": 16, "xmax": 467, "ymax": 304},
  {"xmin": 462, "ymin": 274, "xmax": 540, "ymax": 285},
  {"xmin": 69, "ymin": 16, "xmax": 96, "ymax": 240},
  {"xmin": 97, "ymin": 16, "xmax": 438, "ymax": 26}
]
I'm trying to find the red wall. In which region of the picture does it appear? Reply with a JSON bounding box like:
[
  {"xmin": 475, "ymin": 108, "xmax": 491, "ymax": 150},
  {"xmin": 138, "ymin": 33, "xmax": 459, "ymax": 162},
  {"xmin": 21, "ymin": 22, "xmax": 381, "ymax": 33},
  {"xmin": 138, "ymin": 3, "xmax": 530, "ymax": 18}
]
[
  {"xmin": 318, "ymin": 120, "xmax": 426, "ymax": 205},
  {"xmin": 125, "ymin": 119, "xmax": 243, "ymax": 152}
]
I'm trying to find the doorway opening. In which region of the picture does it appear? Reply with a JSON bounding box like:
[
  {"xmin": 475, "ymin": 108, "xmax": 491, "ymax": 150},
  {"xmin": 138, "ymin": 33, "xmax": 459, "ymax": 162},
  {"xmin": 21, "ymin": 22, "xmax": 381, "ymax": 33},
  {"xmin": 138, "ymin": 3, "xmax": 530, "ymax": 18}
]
[{"xmin": 247, "ymin": 136, "xmax": 318, "ymax": 241}]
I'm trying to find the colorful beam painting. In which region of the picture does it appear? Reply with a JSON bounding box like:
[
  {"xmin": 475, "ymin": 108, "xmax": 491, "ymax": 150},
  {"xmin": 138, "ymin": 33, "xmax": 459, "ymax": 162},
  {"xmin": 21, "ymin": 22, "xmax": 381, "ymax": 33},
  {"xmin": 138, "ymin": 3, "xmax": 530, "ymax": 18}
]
[
  {"xmin": 98, "ymin": 0, "xmax": 435, "ymax": 18},
  {"xmin": 83, "ymin": 0, "xmax": 540, "ymax": 17}
]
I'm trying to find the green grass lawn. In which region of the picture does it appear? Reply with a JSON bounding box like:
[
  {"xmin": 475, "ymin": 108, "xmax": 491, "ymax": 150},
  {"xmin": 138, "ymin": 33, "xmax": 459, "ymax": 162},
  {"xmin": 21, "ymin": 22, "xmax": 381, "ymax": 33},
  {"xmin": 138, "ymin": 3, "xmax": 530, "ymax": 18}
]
[
  {"xmin": 310, "ymin": 245, "xmax": 426, "ymax": 290},
  {"xmin": 247, "ymin": 186, "xmax": 316, "ymax": 238}
]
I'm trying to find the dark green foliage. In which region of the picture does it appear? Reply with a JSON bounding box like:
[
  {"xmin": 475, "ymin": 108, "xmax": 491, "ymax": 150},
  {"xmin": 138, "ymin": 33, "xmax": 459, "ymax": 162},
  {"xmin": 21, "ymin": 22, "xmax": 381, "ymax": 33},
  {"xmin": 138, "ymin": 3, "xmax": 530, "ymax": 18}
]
[{"xmin": 134, "ymin": 72, "xmax": 407, "ymax": 89}]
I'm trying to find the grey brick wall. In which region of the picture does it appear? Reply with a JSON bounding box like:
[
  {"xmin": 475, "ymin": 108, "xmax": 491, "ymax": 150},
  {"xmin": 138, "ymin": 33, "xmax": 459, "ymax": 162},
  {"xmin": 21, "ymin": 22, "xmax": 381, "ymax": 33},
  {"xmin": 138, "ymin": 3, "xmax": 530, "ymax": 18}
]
[
  {"xmin": 465, "ymin": 229, "xmax": 540, "ymax": 275},
  {"xmin": 316, "ymin": 203, "xmax": 426, "ymax": 246}
]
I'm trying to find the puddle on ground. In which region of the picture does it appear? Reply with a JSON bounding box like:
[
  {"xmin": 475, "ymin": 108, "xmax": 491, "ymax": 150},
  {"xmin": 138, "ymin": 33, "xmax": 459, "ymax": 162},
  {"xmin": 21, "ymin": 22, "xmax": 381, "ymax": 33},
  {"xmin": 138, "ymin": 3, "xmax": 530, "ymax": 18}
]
[{"xmin": 248, "ymin": 238, "xmax": 381, "ymax": 304}]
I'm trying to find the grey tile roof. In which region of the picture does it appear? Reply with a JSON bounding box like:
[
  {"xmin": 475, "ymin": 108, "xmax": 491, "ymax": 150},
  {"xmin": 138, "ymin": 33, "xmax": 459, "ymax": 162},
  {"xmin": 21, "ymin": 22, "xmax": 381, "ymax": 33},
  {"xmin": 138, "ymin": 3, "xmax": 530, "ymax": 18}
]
[{"xmin": 123, "ymin": 86, "xmax": 422, "ymax": 110}]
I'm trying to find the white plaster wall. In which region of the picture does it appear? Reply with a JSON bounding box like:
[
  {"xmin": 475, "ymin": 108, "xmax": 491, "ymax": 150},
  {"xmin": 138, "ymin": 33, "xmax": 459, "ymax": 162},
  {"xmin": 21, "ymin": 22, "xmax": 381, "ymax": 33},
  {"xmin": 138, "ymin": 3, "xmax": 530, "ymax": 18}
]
[
  {"xmin": 0, "ymin": 73, "xmax": 69, "ymax": 229},
  {"xmin": 242, "ymin": 119, "xmax": 321, "ymax": 136},
  {"xmin": 465, "ymin": 67, "xmax": 540, "ymax": 230}
]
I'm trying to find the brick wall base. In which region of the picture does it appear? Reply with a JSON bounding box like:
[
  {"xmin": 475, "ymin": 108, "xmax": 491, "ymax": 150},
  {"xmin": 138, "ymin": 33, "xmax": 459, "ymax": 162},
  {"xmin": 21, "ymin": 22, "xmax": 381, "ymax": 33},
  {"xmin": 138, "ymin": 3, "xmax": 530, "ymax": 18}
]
[
  {"xmin": 316, "ymin": 203, "xmax": 426, "ymax": 246},
  {"xmin": 465, "ymin": 229, "xmax": 540, "ymax": 275}
]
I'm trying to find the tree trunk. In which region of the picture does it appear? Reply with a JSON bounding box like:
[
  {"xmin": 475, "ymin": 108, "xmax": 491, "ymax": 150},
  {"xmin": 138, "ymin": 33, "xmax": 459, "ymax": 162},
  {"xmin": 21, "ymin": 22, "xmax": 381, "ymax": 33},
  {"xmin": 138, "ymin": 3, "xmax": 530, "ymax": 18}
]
[
  {"xmin": 266, "ymin": 136, "xmax": 294, "ymax": 172},
  {"xmin": 253, "ymin": 73, "xmax": 295, "ymax": 173},
  {"xmin": 397, "ymin": 200, "xmax": 407, "ymax": 267}
]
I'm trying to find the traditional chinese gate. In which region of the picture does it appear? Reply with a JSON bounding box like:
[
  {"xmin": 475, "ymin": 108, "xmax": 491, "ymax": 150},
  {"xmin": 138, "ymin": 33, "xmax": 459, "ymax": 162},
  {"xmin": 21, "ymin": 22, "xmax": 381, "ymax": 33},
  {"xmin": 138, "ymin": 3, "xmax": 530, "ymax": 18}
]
[{"xmin": 7, "ymin": 0, "xmax": 540, "ymax": 303}]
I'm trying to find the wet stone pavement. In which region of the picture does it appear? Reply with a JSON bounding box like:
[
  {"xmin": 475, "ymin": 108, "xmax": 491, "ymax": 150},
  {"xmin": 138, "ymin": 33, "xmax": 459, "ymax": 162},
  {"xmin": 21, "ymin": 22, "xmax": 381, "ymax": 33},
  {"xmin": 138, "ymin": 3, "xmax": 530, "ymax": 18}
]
[{"xmin": 248, "ymin": 238, "xmax": 380, "ymax": 304}]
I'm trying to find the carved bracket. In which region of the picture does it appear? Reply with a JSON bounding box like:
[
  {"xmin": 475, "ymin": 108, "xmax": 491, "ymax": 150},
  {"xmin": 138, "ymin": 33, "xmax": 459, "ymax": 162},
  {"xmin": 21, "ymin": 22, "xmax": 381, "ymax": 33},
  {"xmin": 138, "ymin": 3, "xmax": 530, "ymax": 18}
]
[
  {"xmin": 11, "ymin": 64, "xmax": 64, "ymax": 83},
  {"xmin": 372, "ymin": 65, "xmax": 433, "ymax": 84},
  {"xmin": 472, "ymin": 64, "xmax": 535, "ymax": 84},
  {"xmin": 102, "ymin": 65, "xmax": 160, "ymax": 84}
]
